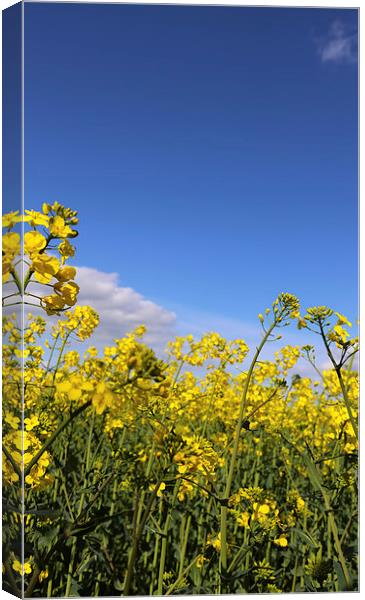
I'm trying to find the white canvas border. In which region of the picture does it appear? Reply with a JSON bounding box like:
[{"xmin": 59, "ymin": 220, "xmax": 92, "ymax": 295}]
[{"xmin": 0, "ymin": 1, "xmax": 361, "ymax": 599}]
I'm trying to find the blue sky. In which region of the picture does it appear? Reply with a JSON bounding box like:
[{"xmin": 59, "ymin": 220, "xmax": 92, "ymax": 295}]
[{"xmin": 22, "ymin": 3, "xmax": 358, "ymax": 355}]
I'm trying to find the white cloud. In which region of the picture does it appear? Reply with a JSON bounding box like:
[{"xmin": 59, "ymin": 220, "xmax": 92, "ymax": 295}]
[
  {"xmin": 75, "ymin": 266, "xmax": 176, "ymax": 350},
  {"xmin": 74, "ymin": 271, "xmax": 310, "ymax": 365},
  {"xmin": 16, "ymin": 265, "xmax": 358, "ymax": 378},
  {"xmin": 317, "ymin": 20, "xmax": 357, "ymax": 64}
]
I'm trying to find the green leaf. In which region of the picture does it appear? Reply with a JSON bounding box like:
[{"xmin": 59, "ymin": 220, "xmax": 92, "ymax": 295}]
[
  {"xmin": 69, "ymin": 578, "xmax": 81, "ymax": 597},
  {"xmin": 303, "ymin": 454, "xmax": 323, "ymax": 492},
  {"xmin": 77, "ymin": 554, "xmax": 96, "ymax": 575},
  {"xmin": 333, "ymin": 560, "xmax": 352, "ymax": 591},
  {"xmin": 291, "ymin": 527, "xmax": 319, "ymax": 549},
  {"xmin": 36, "ymin": 526, "xmax": 60, "ymax": 551}
]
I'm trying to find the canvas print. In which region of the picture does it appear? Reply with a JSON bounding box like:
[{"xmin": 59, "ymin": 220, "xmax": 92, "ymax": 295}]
[{"xmin": 2, "ymin": 2, "xmax": 359, "ymax": 597}]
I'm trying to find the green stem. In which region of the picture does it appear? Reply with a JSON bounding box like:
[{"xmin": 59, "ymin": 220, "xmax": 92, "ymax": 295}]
[
  {"xmin": 335, "ymin": 367, "xmax": 358, "ymax": 440},
  {"xmin": 150, "ymin": 497, "xmax": 163, "ymax": 595},
  {"xmin": 318, "ymin": 320, "xmax": 358, "ymax": 440},
  {"xmin": 178, "ymin": 514, "xmax": 191, "ymax": 577},
  {"xmin": 164, "ymin": 555, "xmax": 199, "ymax": 596},
  {"xmin": 46, "ymin": 447, "xmax": 65, "ymax": 597},
  {"xmin": 52, "ymin": 331, "xmax": 72, "ymax": 384},
  {"xmin": 220, "ymin": 319, "xmax": 277, "ymax": 582},
  {"xmin": 46, "ymin": 332, "xmax": 60, "ymax": 373},
  {"xmin": 304, "ymin": 453, "xmax": 352, "ymax": 589},
  {"xmin": 156, "ymin": 482, "xmax": 180, "ymax": 595},
  {"xmin": 123, "ymin": 481, "xmax": 161, "ymax": 596},
  {"xmin": 64, "ymin": 410, "xmax": 95, "ymax": 597},
  {"xmin": 65, "ymin": 542, "xmax": 77, "ymax": 598},
  {"xmin": 291, "ymin": 552, "xmax": 299, "ymax": 592}
]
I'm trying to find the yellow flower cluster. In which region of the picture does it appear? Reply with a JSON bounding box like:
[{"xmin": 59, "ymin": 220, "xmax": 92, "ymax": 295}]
[
  {"xmin": 303, "ymin": 306, "xmax": 358, "ymax": 351},
  {"xmin": 275, "ymin": 345, "xmax": 301, "ymax": 375},
  {"xmin": 168, "ymin": 332, "xmax": 248, "ymax": 366},
  {"xmin": 174, "ymin": 435, "xmax": 220, "ymax": 477},
  {"xmin": 3, "ymin": 204, "xmax": 79, "ymax": 314},
  {"xmin": 2, "ymin": 203, "xmax": 358, "ymax": 595},
  {"xmin": 55, "ymin": 305, "xmax": 99, "ymax": 341}
]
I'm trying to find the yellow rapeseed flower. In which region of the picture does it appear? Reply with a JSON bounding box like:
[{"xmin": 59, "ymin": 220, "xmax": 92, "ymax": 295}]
[
  {"xmin": 24, "ymin": 416, "xmax": 40, "ymax": 431},
  {"xmin": 55, "ymin": 266, "xmax": 77, "ymax": 281},
  {"xmin": 58, "ymin": 239, "xmax": 75, "ymax": 263},
  {"xmin": 4, "ymin": 413, "xmax": 20, "ymax": 430},
  {"xmin": 39, "ymin": 569, "xmax": 49, "ymax": 582},
  {"xmin": 41, "ymin": 294, "xmax": 66, "ymax": 314},
  {"xmin": 32, "ymin": 254, "xmax": 60, "ymax": 283},
  {"xmin": 12, "ymin": 559, "xmax": 32, "ymax": 575},
  {"xmin": 49, "ymin": 215, "xmax": 73, "ymax": 238},
  {"xmin": 335, "ymin": 312, "xmax": 352, "ymax": 327},
  {"xmin": 274, "ymin": 534, "xmax": 288, "ymax": 548},
  {"xmin": 3, "ymin": 255, "xmax": 13, "ymax": 282},
  {"xmin": 207, "ymin": 532, "xmax": 221, "ymax": 551},
  {"xmin": 53, "ymin": 281, "xmax": 79, "ymax": 306},
  {"xmin": 24, "ymin": 209, "xmax": 50, "ymax": 227},
  {"xmin": 237, "ymin": 511, "xmax": 250, "ymax": 528},
  {"xmin": 2, "ymin": 210, "xmax": 21, "ymax": 229},
  {"xmin": 149, "ymin": 481, "xmax": 166, "ymax": 497},
  {"xmin": 196, "ymin": 555, "xmax": 207, "ymax": 568},
  {"xmin": 3, "ymin": 232, "xmax": 20, "ymax": 256},
  {"xmin": 92, "ymin": 382, "xmax": 115, "ymax": 414},
  {"xmin": 24, "ymin": 231, "xmax": 47, "ymax": 255}
]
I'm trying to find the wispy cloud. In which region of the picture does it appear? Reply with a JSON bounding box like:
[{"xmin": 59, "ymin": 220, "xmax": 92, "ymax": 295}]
[
  {"xmin": 21, "ymin": 265, "xmax": 357, "ymax": 377},
  {"xmin": 75, "ymin": 267, "xmax": 177, "ymax": 350},
  {"xmin": 74, "ymin": 268, "xmax": 314, "ymax": 366},
  {"xmin": 317, "ymin": 20, "xmax": 357, "ymax": 64}
]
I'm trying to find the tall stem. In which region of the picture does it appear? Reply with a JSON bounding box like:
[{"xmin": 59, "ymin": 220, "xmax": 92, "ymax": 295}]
[
  {"xmin": 65, "ymin": 410, "xmax": 95, "ymax": 597},
  {"xmin": 178, "ymin": 514, "xmax": 191, "ymax": 577},
  {"xmin": 156, "ymin": 482, "xmax": 180, "ymax": 595},
  {"xmin": 123, "ymin": 482, "xmax": 161, "ymax": 596},
  {"xmin": 52, "ymin": 331, "xmax": 72, "ymax": 385},
  {"xmin": 46, "ymin": 332, "xmax": 60, "ymax": 374},
  {"xmin": 220, "ymin": 319, "xmax": 277, "ymax": 584},
  {"xmin": 318, "ymin": 320, "xmax": 358, "ymax": 440}
]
